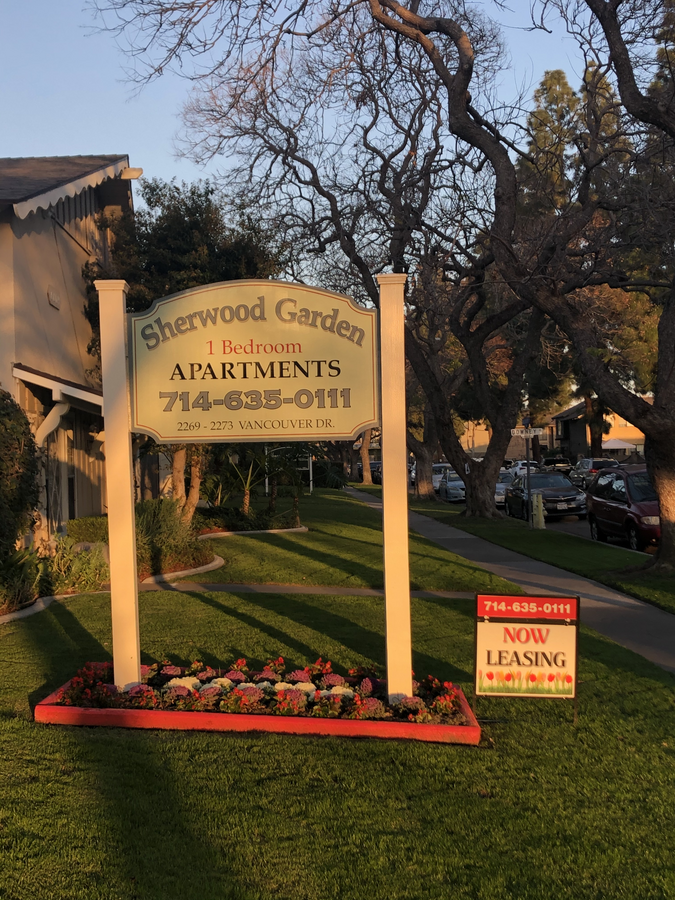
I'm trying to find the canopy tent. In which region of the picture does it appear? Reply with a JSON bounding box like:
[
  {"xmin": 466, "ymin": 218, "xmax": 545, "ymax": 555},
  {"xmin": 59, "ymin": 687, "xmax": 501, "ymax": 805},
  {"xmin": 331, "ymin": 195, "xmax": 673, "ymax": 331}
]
[{"xmin": 602, "ymin": 438, "xmax": 639, "ymax": 450}]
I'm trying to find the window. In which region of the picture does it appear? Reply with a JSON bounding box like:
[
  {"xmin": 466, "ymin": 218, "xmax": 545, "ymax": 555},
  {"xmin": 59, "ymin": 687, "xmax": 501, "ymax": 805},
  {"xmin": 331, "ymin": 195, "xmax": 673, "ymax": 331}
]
[
  {"xmin": 609, "ymin": 477, "xmax": 627, "ymax": 503},
  {"xmin": 590, "ymin": 473, "xmax": 615, "ymax": 499}
]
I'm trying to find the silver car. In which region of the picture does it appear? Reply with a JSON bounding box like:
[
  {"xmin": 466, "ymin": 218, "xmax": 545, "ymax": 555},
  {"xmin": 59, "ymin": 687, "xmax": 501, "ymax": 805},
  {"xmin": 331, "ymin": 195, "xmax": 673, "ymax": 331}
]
[
  {"xmin": 439, "ymin": 472, "xmax": 466, "ymax": 502},
  {"xmin": 494, "ymin": 472, "xmax": 514, "ymax": 507},
  {"xmin": 432, "ymin": 463, "xmax": 454, "ymax": 492}
]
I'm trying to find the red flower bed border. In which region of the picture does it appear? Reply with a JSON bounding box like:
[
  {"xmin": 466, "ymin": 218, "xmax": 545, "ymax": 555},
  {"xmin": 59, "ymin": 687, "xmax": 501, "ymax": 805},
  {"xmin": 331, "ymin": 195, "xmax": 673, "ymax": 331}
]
[{"xmin": 34, "ymin": 677, "xmax": 481, "ymax": 745}]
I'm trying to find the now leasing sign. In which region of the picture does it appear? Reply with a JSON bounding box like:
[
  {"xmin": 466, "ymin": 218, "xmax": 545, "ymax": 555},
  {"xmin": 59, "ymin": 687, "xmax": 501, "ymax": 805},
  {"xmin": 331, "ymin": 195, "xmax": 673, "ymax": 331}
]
[
  {"xmin": 128, "ymin": 280, "xmax": 379, "ymax": 442},
  {"xmin": 475, "ymin": 595, "xmax": 579, "ymax": 699}
]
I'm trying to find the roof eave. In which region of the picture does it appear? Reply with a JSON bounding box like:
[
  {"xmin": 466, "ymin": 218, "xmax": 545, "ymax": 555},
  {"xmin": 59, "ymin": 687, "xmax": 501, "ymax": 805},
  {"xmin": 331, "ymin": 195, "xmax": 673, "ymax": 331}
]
[{"xmin": 12, "ymin": 156, "xmax": 130, "ymax": 220}]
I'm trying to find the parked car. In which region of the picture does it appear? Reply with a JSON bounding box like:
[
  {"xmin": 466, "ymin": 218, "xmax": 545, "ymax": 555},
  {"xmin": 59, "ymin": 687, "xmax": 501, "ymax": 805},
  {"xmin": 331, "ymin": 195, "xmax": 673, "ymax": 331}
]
[
  {"xmin": 568, "ymin": 457, "xmax": 619, "ymax": 489},
  {"xmin": 541, "ymin": 457, "xmax": 572, "ymax": 474},
  {"xmin": 494, "ymin": 471, "xmax": 514, "ymax": 507},
  {"xmin": 432, "ymin": 463, "xmax": 455, "ymax": 492},
  {"xmin": 371, "ymin": 462, "xmax": 383, "ymax": 484},
  {"xmin": 507, "ymin": 460, "xmax": 541, "ymax": 478},
  {"xmin": 586, "ymin": 465, "xmax": 660, "ymax": 551},
  {"xmin": 438, "ymin": 472, "xmax": 466, "ymax": 503},
  {"xmin": 504, "ymin": 472, "xmax": 587, "ymax": 521}
]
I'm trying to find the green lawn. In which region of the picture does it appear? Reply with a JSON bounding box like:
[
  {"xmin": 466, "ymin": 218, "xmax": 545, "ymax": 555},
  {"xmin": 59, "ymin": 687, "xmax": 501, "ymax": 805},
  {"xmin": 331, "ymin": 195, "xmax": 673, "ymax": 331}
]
[
  {"xmin": 2, "ymin": 588, "xmax": 675, "ymax": 899},
  {"xmin": 352, "ymin": 485, "xmax": 675, "ymax": 615},
  {"xmin": 189, "ymin": 489, "xmax": 519, "ymax": 595}
]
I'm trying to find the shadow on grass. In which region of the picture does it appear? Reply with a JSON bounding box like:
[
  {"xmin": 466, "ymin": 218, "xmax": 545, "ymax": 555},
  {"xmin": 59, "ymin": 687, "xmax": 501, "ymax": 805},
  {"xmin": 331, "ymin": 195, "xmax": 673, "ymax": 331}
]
[
  {"xmin": 185, "ymin": 590, "xmax": 472, "ymax": 683},
  {"xmin": 25, "ymin": 597, "xmax": 112, "ymax": 711}
]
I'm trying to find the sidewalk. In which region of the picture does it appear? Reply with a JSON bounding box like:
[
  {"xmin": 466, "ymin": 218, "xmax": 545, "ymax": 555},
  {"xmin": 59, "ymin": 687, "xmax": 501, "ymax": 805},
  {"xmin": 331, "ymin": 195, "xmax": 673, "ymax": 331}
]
[{"xmin": 346, "ymin": 487, "xmax": 675, "ymax": 674}]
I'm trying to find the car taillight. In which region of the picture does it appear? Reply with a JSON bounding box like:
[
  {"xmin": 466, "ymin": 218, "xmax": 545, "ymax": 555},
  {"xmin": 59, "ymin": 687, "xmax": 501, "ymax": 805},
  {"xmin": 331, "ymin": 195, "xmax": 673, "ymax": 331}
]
[{"xmin": 589, "ymin": 468, "xmax": 598, "ymax": 474}]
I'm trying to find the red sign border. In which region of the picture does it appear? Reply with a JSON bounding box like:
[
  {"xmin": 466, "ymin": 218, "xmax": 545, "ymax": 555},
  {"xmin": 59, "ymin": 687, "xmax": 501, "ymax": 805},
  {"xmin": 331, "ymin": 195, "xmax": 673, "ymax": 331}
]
[{"xmin": 474, "ymin": 594, "xmax": 580, "ymax": 700}]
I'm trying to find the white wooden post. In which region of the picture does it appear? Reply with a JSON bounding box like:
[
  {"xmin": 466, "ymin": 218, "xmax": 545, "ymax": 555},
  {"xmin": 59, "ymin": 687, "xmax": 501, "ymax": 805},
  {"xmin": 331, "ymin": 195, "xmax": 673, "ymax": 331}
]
[
  {"xmin": 95, "ymin": 280, "xmax": 141, "ymax": 690},
  {"xmin": 377, "ymin": 274, "xmax": 413, "ymax": 701}
]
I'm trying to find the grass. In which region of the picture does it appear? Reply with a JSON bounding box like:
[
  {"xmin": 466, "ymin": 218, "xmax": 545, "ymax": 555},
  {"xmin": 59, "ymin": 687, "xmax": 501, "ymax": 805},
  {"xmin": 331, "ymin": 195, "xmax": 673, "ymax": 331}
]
[
  {"xmin": 2, "ymin": 587, "xmax": 675, "ymax": 899},
  {"xmin": 189, "ymin": 489, "xmax": 520, "ymax": 595},
  {"xmin": 351, "ymin": 484, "xmax": 675, "ymax": 616}
]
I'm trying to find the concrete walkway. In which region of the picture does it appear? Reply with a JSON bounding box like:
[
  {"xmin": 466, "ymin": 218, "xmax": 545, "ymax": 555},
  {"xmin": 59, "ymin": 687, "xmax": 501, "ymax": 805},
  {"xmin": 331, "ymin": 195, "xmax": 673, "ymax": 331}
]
[{"xmin": 346, "ymin": 487, "xmax": 675, "ymax": 674}]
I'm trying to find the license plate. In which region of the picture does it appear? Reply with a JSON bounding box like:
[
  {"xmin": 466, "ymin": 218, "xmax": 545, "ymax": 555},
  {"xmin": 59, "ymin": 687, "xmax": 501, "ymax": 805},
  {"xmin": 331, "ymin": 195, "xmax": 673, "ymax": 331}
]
[{"xmin": 556, "ymin": 503, "xmax": 568, "ymax": 510}]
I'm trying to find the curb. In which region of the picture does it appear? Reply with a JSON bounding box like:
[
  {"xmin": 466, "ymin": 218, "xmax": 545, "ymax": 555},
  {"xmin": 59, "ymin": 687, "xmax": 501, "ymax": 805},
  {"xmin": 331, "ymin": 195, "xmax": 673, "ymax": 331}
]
[
  {"xmin": 198, "ymin": 526, "xmax": 308, "ymax": 539},
  {"xmin": 0, "ymin": 556, "xmax": 227, "ymax": 623},
  {"xmin": 141, "ymin": 555, "xmax": 225, "ymax": 584},
  {"xmin": 0, "ymin": 593, "xmax": 89, "ymax": 626}
]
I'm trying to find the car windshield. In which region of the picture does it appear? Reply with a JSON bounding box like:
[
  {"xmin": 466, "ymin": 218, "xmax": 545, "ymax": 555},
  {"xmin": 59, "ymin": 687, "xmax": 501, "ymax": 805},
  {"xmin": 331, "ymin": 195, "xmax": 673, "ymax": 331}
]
[
  {"xmin": 446, "ymin": 477, "xmax": 464, "ymax": 485},
  {"xmin": 433, "ymin": 464, "xmax": 452, "ymax": 473},
  {"xmin": 529, "ymin": 474, "xmax": 575, "ymax": 488},
  {"xmin": 497, "ymin": 473, "xmax": 513, "ymax": 483},
  {"xmin": 627, "ymin": 472, "xmax": 658, "ymax": 502},
  {"xmin": 593, "ymin": 459, "xmax": 618, "ymax": 468}
]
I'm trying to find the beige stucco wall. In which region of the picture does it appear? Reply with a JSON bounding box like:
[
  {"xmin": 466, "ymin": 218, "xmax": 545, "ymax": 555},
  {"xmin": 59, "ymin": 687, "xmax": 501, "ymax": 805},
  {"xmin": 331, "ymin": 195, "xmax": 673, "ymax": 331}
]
[
  {"xmin": 11, "ymin": 208, "xmax": 98, "ymax": 387},
  {"xmin": 0, "ymin": 214, "xmax": 16, "ymax": 396}
]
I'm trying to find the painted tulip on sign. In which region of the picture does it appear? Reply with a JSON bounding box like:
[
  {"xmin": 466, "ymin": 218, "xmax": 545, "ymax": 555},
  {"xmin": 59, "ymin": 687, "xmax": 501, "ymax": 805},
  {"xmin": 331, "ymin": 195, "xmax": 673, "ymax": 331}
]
[{"xmin": 474, "ymin": 595, "xmax": 579, "ymax": 699}]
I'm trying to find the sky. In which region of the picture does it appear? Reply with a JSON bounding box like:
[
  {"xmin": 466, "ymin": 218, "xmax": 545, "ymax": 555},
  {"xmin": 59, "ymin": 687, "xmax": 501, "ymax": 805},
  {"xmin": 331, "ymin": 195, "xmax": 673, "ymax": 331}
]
[{"xmin": 0, "ymin": 1, "xmax": 585, "ymax": 189}]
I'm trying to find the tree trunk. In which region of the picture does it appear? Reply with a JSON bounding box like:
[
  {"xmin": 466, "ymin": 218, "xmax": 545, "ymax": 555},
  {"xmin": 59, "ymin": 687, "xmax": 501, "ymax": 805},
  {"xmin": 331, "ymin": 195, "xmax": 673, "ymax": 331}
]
[
  {"xmin": 182, "ymin": 447, "xmax": 207, "ymax": 524},
  {"xmin": 360, "ymin": 429, "xmax": 373, "ymax": 484},
  {"xmin": 242, "ymin": 489, "xmax": 251, "ymax": 517},
  {"xmin": 585, "ymin": 395, "xmax": 605, "ymax": 457},
  {"xmin": 461, "ymin": 461, "xmax": 503, "ymax": 517},
  {"xmin": 171, "ymin": 445, "xmax": 187, "ymax": 509},
  {"xmin": 338, "ymin": 442, "xmax": 351, "ymax": 478},
  {"xmin": 645, "ymin": 435, "xmax": 675, "ymax": 571},
  {"xmin": 532, "ymin": 435, "xmax": 542, "ymax": 464},
  {"xmin": 268, "ymin": 475, "xmax": 277, "ymax": 514},
  {"xmin": 349, "ymin": 443, "xmax": 360, "ymax": 481},
  {"xmin": 292, "ymin": 491, "xmax": 300, "ymax": 527},
  {"xmin": 412, "ymin": 442, "xmax": 435, "ymax": 500},
  {"xmin": 407, "ymin": 403, "xmax": 437, "ymax": 501}
]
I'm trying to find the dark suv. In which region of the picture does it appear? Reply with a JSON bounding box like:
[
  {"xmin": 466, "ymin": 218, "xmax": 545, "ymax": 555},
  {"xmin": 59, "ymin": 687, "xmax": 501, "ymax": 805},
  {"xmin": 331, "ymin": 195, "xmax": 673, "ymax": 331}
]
[
  {"xmin": 586, "ymin": 466, "xmax": 660, "ymax": 551},
  {"xmin": 569, "ymin": 457, "xmax": 619, "ymax": 489}
]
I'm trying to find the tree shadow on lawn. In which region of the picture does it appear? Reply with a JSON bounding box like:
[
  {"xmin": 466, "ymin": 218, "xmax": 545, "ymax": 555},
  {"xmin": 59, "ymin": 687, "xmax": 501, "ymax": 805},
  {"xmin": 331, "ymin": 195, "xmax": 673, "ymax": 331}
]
[
  {"xmin": 185, "ymin": 590, "xmax": 472, "ymax": 683},
  {"xmin": 24, "ymin": 597, "xmax": 112, "ymax": 710},
  {"xmin": 208, "ymin": 531, "xmax": 386, "ymax": 588}
]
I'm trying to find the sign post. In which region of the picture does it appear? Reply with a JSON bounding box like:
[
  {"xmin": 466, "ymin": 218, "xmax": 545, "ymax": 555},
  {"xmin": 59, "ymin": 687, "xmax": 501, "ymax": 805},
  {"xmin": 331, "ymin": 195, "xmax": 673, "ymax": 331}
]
[
  {"xmin": 511, "ymin": 425, "xmax": 544, "ymax": 529},
  {"xmin": 96, "ymin": 277, "xmax": 414, "ymax": 703},
  {"xmin": 377, "ymin": 274, "xmax": 413, "ymax": 702},
  {"xmin": 95, "ymin": 280, "xmax": 141, "ymax": 690}
]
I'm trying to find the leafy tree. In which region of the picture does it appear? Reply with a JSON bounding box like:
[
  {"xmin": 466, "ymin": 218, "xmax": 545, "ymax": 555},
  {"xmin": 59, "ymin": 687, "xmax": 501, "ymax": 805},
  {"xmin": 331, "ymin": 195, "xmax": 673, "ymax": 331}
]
[
  {"xmin": 0, "ymin": 390, "xmax": 39, "ymax": 558},
  {"xmin": 89, "ymin": 1, "xmax": 675, "ymax": 561},
  {"xmin": 85, "ymin": 178, "xmax": 284, "ymax": 522}
]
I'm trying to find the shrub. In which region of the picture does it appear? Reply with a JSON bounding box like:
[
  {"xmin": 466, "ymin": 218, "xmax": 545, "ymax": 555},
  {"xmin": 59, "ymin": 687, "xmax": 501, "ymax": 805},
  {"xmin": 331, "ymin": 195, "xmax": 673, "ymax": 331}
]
[
  {"xmin": 67, "ymin": 501, "xmax": 212, "ymax": 579},
  {"xmin": 66, "ymin": 516, "xmax": 109, "ymax": 544},
  {"xmin": 0, "ymin": 549, "xmax": 43, "ymax": 614},
  {"xmin": 134, "ymin": 499, "xmax": 212, "ymax": 579},
  {"xmin": 40, "ymin": 538, "xmax": 110, "ymax": 596},
  {"xmin": 0, "ymin": 390, "xmax": 39, "ymax": 558}
]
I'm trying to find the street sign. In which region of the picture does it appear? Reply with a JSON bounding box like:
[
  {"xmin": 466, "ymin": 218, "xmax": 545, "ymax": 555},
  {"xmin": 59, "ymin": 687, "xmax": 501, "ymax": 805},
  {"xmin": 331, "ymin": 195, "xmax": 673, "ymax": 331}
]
[{"xmin": 511, "ymin": 428, "xmax": 544, "ymax": 436}]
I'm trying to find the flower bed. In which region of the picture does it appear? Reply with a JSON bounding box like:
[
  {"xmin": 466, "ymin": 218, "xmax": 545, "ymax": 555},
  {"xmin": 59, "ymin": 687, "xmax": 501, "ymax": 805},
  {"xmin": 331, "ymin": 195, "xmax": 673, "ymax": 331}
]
[{"xmin": 35, "ymin": 657, "xmax": 481, "ymax": 745}]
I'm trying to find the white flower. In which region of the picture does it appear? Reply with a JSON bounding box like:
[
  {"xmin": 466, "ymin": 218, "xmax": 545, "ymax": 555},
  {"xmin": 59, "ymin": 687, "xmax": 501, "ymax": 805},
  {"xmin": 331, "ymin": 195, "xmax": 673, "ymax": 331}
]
[
  {"xmin": 121, "ymin": 681, "xmax": 143, "ymax": 693},
  {"xmin": 274, "ymin": 682, "xmax": 293, "ymax": 692},
  {"xmin": 319, "ymin": 690, "xmax": 333, "ymax": 698},
  {"xmin": 166, "ymin": 676, "xmax": 200, "ymax": 691},
  {"xmin": 212, "ymin": 677, "xmax": 233, "ymax": 691},
  {"xmin": 330, "ymin": 685, "xmax": 354, "ymax": 698},
  {"xmin": 199, "ymin": 682, "xmax": 222, "ymax": 694},
  {"xmin": 294, "ymin": 682, "xmax": 317, "ymax": 694},
  {"xmin": 235, "ymin": 682, "xmax": 256, "ymax": 690},
  {"xmin": 256, "ymin": 681, "xmax": 276, "ymax": 695}
]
